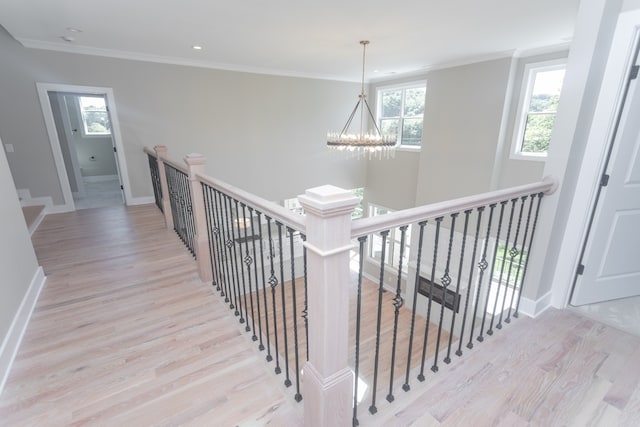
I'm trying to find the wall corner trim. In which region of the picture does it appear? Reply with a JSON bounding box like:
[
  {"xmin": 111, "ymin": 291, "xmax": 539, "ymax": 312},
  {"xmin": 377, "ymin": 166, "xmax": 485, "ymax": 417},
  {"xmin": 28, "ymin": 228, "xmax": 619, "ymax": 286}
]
[
  {"xmin": 0, "ymin": 267, "xmax": 46, "ymax": 396},
  {"xmin": 518, "ymin": 291, "xmax": 552, "ymax": 318}
]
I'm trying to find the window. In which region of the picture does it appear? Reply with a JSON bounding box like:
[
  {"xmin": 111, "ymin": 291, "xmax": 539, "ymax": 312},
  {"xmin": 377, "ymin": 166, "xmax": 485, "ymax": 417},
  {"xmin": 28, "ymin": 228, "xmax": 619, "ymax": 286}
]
[
  {"xmin": 368, "ymin": 204, "xmax": 411, "ymax": 273},
  {"xmin": 78, "ymin": 96, "xmax": 111, "ymax": 136},
  {"xmin": 512, "ymin": 60, "xmax": 565, "ymax": 159},
  {"xmin": 377, "ymin": 81, "xmax": 426, "ymax": 148}
]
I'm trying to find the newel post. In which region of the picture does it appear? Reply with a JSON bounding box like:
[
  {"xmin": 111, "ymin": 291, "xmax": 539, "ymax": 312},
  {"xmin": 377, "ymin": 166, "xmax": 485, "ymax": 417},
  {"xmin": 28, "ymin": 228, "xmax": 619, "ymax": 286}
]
[
  {"xmin": 298, "ymin": 185, "xmax": 358, "ymax": 427},
  {"xmin": 184, "ymin": 153, "xmax": 213, "ymax": 283},
  {"xmin": 154, "ymin": 145, "xmax": 173, "ymax": 229}
]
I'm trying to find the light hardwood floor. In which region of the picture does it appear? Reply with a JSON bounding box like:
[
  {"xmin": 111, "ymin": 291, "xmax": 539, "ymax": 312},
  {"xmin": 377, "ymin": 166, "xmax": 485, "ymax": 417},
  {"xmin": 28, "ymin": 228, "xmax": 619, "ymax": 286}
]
[
  {"xmin": 0, "ymin": 205, "xmax": 302, "ymax": 426},
  {"xmin": 2, "ymin": 204, "xmax": 640, "ymax": 426}
]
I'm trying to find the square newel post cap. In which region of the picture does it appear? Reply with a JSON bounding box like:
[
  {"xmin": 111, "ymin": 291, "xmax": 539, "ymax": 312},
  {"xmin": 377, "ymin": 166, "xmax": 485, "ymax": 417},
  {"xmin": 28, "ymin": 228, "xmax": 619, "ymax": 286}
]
[
  {"xmin": 154, "ymin": 145, "xmax": 168, "ymax": 157},
  {"xmin": 298, "ymin": 185, "xmax": 359, "ymax": 217},
  {"xmin": 184, "ymin": 153, "xmax": 206, "ymax": 166}
]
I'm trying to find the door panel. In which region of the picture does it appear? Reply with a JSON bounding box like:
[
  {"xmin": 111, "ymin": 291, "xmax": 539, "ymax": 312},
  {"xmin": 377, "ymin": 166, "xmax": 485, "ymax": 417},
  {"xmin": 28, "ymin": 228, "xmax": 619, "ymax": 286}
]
[{"xmin": 571, "ymin": 56, "xmax": 640, "ymax": 306}]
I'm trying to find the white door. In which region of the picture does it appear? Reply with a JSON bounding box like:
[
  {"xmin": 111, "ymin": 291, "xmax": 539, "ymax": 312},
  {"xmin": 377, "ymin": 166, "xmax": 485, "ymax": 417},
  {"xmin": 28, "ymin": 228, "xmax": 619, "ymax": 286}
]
[{"xmin": 570, "ymin": 53, "xmax": 640, "ymax": 306}]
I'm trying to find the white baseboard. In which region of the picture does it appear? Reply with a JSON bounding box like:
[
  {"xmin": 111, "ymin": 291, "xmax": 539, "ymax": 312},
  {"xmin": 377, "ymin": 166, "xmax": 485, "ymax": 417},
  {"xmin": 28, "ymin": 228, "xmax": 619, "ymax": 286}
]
[
  {"xmin": 17, "ymin": 189, "xmax": 53, "ymax": 209},
  {"xmin": 127, "ymin": 196, "xmax": 155, "ymax": 206},
  {"xmin": 0, "ymin": 267, "xmax": 46, "ymax": 396},
  {"xmin": 518, "ymin": 291, "xmax": 552, "ymax": 318},
  {"xmin": 27, "ymin": 208, "xmax": 46, "ymax": 236},
  {"xmin": 82, "ymin": 174, "xmax": 119, "ymax": 183}
]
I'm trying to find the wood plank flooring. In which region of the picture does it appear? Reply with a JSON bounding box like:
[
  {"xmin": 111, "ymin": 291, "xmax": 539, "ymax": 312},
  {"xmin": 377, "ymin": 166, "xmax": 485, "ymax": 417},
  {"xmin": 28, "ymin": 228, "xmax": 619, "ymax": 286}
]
[
  {"xmin": 2, "ymin": 204, "xmax": 640, "ymax": 426},
  {"xmin": 0, "ymin": 205, "xmax": 302, "ymax": 426}
]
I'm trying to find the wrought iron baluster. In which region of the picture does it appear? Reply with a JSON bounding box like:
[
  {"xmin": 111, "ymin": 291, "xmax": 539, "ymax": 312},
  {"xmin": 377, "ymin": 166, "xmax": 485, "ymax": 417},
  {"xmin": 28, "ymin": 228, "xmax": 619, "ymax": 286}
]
[
  {"xmin": 458, "ymin": 207, "xmax": 483, "ymax": 355},
  {"xmin": 287, "ymin": 227, "xmax": 302, "ymax": 401},
  {"xmin": 469, "ymin": 204, "xmax": 495, "ymax": 348},
  {"xmin": 202, "ymin": 185, "xmax": 218, "ymax": 290},
  {"xmin": 277, "ymin": 223, "xmax": 292, "ymax": 387},
  {"xmin": 515, "ymin": 193, "xmax": 544, "ymax": 317},
  {"xmin": 266, "ymin": 217, "xmax": 281, "ymax": 374},
  {"xmin": 234, "ymin": 199, "xmax": 250, "ymax": 328},
  {"xmin": 498, "ymin": 197, "xmax": 526, "ymax": 329},
  {"xmin": 403, "ymin": 221, "xmax": 427, "ymax": 392},
  {"xmin": 257, "ymin": 212, "xmax": 273, "ymax": 361},
  {"xmin": 387, "ymin": 225, "xmax": 408, "ymax": 403},
  {"xmin": 418, "ymin": 217, "xmax": 442, "ymax": 381},
  {"xmin": 241, "ymin": 204, "xmax": 258, "ymax": 338},
  {"xmin": 369, "ymin": 229, "xmax": 389, "ymax": 415},
  {"xmin": 249, "ymin": 207, "xmax": 264, "ymax": 347},
  {"xmin": 353, "ymin": 236, "xmax": 367, "ymax": 426},
  {"xmin": 223, "ymin": 194, "xmax": 240, "ymax": 315},
  {"xmin": 301, "ymin": 234, "xmax": 309, "ymax": 362},
  {"xmin": 432, "ymin": 215, "xmax": 455, "ymax": 373},
  {"xmin": 481, "ymin": 201, "xmax": 507, "ymax": 339},
  {"xmin": 506, "ymin": 195, "xmax": 535, "ymax": 323},
  {"xmin": 214, "ymin": 189, "xmax": 231, "ymax": 302},
  {"xmin": 445, "ymin": 211, "xmax": 468, "ymax": 364},
  {"xmin": 488, "ymin": 199, "xmax": 517, "ymax": 335}
]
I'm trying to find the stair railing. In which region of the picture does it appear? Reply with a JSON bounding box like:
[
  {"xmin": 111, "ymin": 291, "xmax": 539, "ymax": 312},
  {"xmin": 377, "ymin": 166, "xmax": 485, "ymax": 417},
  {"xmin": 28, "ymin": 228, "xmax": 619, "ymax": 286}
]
[{"xmin": 143, "ymin": 146, "xmax": 557, "ymax": 427}]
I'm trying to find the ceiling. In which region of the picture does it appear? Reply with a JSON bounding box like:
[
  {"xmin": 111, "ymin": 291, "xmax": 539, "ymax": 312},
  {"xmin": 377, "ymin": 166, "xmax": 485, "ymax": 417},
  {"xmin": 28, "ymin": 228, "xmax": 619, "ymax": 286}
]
[{"xmin": 0, "ymin": 0, "xmax": 581, "ymax": 82}]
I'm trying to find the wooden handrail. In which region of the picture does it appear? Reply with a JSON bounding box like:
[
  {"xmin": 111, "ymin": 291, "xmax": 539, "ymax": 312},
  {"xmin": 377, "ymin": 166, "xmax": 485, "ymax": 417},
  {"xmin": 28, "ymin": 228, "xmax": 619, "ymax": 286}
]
[
  {"xmin": 143, "ymin": 146, "xmax": 157, "ymax": 158},
  {"xmin": 195, "ymin": 172, "xmax": 306, "ymax": 233},
  {"xmin": 350, "ymin": 176, "xmax": 558, "ymax": 238}
]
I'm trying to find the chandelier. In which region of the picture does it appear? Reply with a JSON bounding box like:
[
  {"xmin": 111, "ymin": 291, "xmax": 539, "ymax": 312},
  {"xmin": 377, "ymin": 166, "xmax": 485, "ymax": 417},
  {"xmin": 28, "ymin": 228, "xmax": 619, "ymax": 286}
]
[{"xmin": 327, "ymin": 40, "xmax": 397, "ymax": 159}]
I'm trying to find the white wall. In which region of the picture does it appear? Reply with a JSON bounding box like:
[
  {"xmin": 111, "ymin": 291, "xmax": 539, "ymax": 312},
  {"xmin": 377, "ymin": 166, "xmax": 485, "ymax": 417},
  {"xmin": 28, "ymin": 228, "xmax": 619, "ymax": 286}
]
[{"xmin": 0, "ymin": 26, "xmax": 367, "ymax": 205}]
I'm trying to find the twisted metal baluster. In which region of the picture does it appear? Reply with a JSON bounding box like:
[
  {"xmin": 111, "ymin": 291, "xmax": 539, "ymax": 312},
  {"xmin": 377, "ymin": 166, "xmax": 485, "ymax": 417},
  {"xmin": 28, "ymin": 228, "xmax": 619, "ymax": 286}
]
[
  {"xmin": 479, "ymin": 201, "xmax": 506, "ymax": 341},
  {"xmin": 288, "ymin": 227, "xmax": 302, "ymax": 401},
  {"xmin": 445, "ymin": 211, "xmax": 469, "ymax": 364},
  {"xmin": 506, "ymin": 195, "xmax": 535, "ymax": 323},
  {"xmin": 418, "ymin": 217, "xmax": 442, "ymax": 381},
  {"xmin": 353, "ymin": 236, "xmax": 367, "ymax": 426},
  {"xmin": 458, "ymin": 207, "xmax": 482, "ymax": 355},
  {"xmin": 515, "ymin": 193, "xmax": 544, "ymax": 317},
  {"xmin": 498, "ymin": 197, "xmax": 526, "ymax": 329},
  {"xmin": 369, "ymin": 230, "xmax": 389, "ymax": 415},
  {"xmin": 403, "ymin": 221, "xmax": 427, "ymax": 392},
  {"xmin": 266, "ymin": 217, "xmax": 281, "ymax": 374},
  {"xmin": 386, "ymin": 225, "xmax": 408, "ymax": 402}
]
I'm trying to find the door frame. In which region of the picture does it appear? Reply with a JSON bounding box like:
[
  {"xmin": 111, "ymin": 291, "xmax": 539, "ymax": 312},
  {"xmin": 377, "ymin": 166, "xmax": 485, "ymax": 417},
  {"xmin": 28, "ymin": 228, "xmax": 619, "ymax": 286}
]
[
  {"xmin": 36, "ymin": 82, "xmax": 132, "ymax": 211},
  {"xmin": 550, "ymin": 9, "xmax": 640, "ymax": 308}
]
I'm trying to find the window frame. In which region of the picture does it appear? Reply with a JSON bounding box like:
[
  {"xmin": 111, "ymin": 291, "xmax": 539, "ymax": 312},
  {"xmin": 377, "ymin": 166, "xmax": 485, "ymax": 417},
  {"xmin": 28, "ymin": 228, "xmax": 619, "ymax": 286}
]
[
  {"xmin": 376, "ymin": 80, "xmax": 427, "ymax": 151},
  {"xmin": 77, "ymin": 95, "xmax": 112, "ymax": 137},
  {"xmin": 510, "ymin": 59, "xmax": 566, "ymax": 161}
]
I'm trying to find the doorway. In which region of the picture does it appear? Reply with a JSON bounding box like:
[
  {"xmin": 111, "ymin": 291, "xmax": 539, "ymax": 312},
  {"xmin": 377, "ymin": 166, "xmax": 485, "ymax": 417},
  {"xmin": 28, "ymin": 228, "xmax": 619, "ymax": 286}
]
[
  {"xmin": 48, "ymin": 92, "xmax": 123, "ymax": 209},
  {"xmin": 36, "ymin": 83, "xmax": 132, "ymax": 212}
]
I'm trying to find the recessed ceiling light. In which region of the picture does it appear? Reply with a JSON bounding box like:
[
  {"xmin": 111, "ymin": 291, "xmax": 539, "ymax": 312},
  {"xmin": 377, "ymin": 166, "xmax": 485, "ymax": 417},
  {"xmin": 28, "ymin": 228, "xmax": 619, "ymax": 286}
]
[
  {"xmin": 60, "ymin": 36, "xmax": 75, "ymax": 42},
  {"xmin": 192, "ymin": 45, "xmax": 203, "ymax": 50},
  {"xmin": 67, "ymin": 27, "xmax": 82, "ymax": 33}
]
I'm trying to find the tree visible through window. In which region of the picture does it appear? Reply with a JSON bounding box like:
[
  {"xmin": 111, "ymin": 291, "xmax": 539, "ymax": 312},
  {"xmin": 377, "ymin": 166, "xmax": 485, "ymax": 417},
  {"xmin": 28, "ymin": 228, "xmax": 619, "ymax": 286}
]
[
  {"xmin": 377, "ymin": 82, "xmax": 426, "ymax": 147},
  {"xmin": 514, "ymin": 62, "xmax": 565, "ymax": 157},
  {"xmin": 79, "ymin": 96, "xmax": 111, "ymax": 136}
]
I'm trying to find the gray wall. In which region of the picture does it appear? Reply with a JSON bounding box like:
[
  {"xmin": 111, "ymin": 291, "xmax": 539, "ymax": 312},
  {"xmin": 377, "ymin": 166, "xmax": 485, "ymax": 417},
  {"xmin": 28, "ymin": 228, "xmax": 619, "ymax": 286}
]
[
  {"xmin": 0, "ymin": 139, "xmax": 40, "ymax": 348},
  {"xmin": 0, "ymin": 27, "xmax": 366, "ymax": 204},
  {"xmin": 415, "ymin": 58, "xmax": 512, "ymax": 205}
]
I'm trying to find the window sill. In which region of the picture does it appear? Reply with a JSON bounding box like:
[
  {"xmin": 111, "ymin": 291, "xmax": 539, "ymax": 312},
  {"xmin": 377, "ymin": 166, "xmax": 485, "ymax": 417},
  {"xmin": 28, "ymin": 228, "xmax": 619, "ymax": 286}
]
[
  {"xmin": 396, "ymin": 145, "xmax": 421, "ymax": 153},
  {"xmin": 509, "ymin": 152, "xmax": 547, "ymax": 162}
]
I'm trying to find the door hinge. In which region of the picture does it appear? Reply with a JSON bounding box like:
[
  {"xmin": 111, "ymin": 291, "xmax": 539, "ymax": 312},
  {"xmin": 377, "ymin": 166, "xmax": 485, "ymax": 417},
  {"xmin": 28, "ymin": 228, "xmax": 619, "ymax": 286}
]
[
  {"xmin": 113, "ymin": 147, "xmax": 117, "ymax": 153},
  {"xmin": 600, "ymin": 173, "xmax": 610, "ymax": 187},
  {"xmin": 631, "ymin": 65, "xmax": 639, "ymax": 80},
  {"xmin": 120, "ymin": 184, "xmax": 124, "ymax": 190},
  {"xmin": 576, "ymin": 264, "xmax": 585, "ymax": 275}
]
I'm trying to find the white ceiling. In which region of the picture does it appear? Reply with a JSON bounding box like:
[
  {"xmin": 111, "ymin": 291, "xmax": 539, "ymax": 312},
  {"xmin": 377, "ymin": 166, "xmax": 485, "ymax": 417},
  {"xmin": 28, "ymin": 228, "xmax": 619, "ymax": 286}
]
[{"xmin": 0, "ymin": 0, "xmax": 581, "ymax": 82}]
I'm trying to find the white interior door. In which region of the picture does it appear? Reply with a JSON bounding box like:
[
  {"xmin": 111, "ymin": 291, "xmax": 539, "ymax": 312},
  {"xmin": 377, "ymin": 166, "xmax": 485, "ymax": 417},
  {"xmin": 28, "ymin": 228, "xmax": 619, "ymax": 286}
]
[{"xmin": 571, "ymin": 53, "xmax": 640, "ymax": 306}]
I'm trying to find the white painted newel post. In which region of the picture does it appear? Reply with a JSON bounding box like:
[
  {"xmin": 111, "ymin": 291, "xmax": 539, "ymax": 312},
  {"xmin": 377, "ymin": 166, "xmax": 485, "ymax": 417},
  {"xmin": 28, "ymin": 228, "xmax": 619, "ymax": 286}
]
[
  {"xmin": 184, "ymin": 153, "xmax": 213, "ymax": 283},
  {"xmin": 153, "ymin": 145, "xmax": 173, "ymax": 229},
  {"xmin": 298, "ymin": 185, "xmax": 358, "ymax": 427}
]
